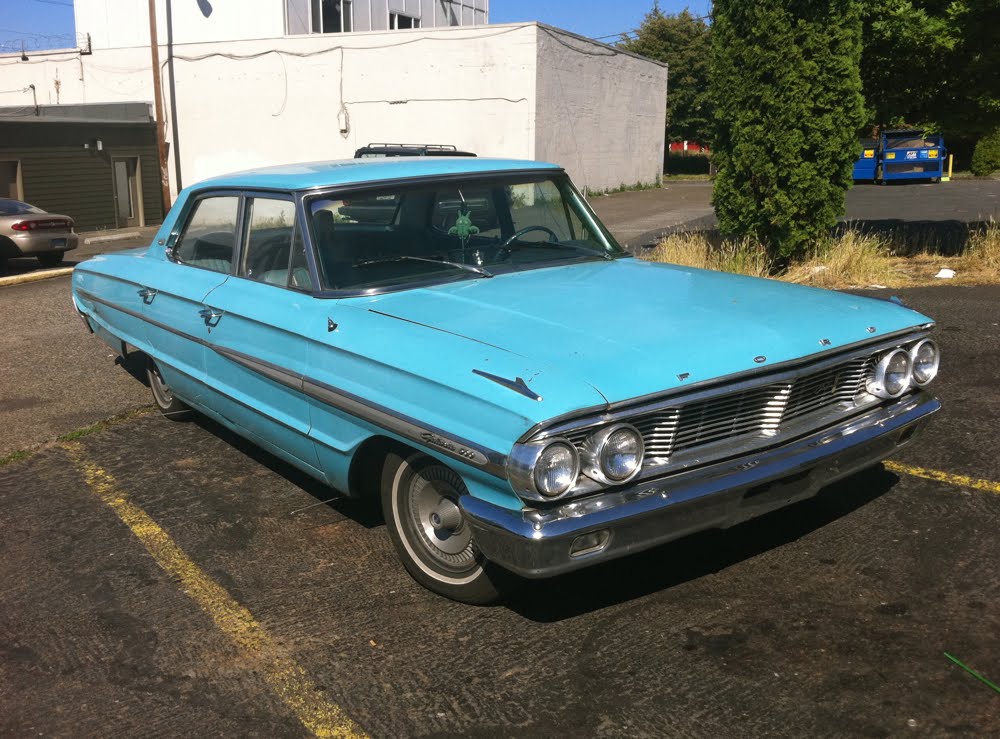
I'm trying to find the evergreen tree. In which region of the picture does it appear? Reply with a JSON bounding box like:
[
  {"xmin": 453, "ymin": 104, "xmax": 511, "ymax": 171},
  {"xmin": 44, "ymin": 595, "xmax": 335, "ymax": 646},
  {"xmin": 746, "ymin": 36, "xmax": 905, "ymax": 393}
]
[
  {"xmin": 711, "ymin": 1, "xmax": 866, "ymax": 259},
  {"xmin": 621, "ymin": 5, "xmax": 712, "ymax": 144}
]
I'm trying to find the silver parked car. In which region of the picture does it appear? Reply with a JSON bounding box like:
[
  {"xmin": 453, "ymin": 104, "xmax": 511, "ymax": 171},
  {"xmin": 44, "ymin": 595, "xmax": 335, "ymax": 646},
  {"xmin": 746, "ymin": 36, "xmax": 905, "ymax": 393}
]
[{"xmin": 0, "ymin": 198, "xmax": 79, "ymax": 268}]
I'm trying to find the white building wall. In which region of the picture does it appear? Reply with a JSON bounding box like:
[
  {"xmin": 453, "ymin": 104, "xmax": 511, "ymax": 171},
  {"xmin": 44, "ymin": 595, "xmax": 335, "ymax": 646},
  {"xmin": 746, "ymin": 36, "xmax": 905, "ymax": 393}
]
[
  {"xmin": 0, "ymin": 21, "xmax": 666, "ymax": 201},
  {"xmin": 534, "ymin": 26, "xmax": 668, "ymax": 192},
  {"xmin": 76, "ymin": 0, "xmax": 289, "ymax": 50},
  {"xmin": 0, "ymin": 25, "xmax": 538, "ymax": 193}
]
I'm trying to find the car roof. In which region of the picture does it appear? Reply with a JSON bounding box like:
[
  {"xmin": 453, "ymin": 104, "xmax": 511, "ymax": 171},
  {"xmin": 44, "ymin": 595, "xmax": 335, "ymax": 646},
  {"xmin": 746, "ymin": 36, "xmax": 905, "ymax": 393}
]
[{"xmin": 195, "ymin": 157, "xmax": 561, "ymax": 192}]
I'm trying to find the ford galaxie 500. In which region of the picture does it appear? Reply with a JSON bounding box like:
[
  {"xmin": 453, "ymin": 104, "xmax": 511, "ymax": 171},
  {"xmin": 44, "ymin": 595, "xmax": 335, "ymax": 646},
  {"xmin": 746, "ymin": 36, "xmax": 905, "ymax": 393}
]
[{"xmin": 72, "ymin": 158, "xmax": 941, "ymax": 603}]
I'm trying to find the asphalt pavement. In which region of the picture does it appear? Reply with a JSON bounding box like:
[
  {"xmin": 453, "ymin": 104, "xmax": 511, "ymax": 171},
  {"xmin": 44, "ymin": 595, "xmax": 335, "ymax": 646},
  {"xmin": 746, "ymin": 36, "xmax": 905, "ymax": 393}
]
[
  {"xmin": 591, "ymin": 178, "xmax": 1000, "ymax": 249},
  {"xmin": 1, "ymin": 285, "xmax": 998, "ymax": 737},
  {"xmin": 2, "ymin": 186, "xmax": 999, "ymax": 737}
]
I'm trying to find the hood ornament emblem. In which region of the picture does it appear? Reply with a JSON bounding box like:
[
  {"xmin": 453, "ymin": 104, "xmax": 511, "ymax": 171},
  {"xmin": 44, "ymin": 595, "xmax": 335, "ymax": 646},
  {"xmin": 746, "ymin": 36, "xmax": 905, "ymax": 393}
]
[
  {"xmin": 819, "ymin": 338, "xmax": 832, "ymax": 346},
  {"xmin": 473, "ymin": 369, "xmax": 542, "ymax": 401},
  {"xmin": 867, "ymin": 326, "xmax": 877, "ymax": 333},
  {"xmin": 754, "ymin": 356, "xmax": 767, "ymax": 364}
]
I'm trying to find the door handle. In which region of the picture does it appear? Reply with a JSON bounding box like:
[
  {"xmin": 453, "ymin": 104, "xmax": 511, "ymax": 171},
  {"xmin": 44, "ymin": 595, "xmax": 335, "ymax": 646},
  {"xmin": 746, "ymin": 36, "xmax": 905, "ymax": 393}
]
[
  {"xmin": 198, "ymin": 307, "xmax": 223, "ymax": 327},
  {"xmin": 137, "ymin": 287, "xmax": 157, "ymax": 304}
]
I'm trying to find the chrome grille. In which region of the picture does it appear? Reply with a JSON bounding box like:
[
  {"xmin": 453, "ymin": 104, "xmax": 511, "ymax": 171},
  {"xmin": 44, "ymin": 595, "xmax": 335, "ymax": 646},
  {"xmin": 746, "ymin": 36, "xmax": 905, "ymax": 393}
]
[{"xmin": 565, "ymin": 355, "xmax": 877, "ymax": 466}]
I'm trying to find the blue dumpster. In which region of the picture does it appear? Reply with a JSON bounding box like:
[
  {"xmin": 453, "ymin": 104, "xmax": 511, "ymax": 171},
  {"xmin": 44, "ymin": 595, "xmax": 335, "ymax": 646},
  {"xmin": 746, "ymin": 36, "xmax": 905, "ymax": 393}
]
[
  {"xmin": 877, "ymin": 129, "xmax": 945, "ymax": 183},
  {"xmin": 852, "ymin": 137, "xmax": 878, "ymax": 181}
]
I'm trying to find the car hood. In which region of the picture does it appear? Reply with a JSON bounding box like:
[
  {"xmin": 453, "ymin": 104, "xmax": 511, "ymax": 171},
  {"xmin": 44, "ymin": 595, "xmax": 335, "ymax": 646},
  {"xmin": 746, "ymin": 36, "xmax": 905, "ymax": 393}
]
[{"xmin": 364, "ymin": 258, "xmax": 932, "ymax": 405}]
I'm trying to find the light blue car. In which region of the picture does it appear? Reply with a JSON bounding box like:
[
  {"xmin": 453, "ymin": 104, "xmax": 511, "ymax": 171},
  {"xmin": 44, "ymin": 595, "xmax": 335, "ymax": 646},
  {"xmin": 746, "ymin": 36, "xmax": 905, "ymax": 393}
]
[{"xmin": 72, "ymin": 158, "xmax": 942, "ymax": 603}]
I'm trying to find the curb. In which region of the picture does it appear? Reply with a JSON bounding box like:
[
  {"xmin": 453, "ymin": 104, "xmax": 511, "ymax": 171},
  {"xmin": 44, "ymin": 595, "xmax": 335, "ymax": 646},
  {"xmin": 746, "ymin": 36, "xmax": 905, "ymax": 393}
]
[
  {"xmin": 83, "ymin": 231, "xmax": 141, "ymax": 245},
  {"xmin": 0, "ymin": 266, "xmax": 74, "ymax": 287}
]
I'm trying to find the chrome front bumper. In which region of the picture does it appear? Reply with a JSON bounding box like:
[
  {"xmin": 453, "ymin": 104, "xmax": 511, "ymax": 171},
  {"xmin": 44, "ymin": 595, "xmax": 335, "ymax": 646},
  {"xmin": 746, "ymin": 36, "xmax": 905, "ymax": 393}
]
[{"xmin": 461, "ymin": 391, "xmax": 940, "ymax": 579}]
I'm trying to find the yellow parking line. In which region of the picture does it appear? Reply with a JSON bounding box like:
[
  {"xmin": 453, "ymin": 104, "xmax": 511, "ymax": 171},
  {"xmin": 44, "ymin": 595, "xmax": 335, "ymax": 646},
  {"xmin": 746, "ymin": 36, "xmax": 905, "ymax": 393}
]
[
  {"xmin": 885, "ymin": 461, "xmax": 1000, "ymax": 495},
  {"xmin": 64, "ymin": 442, "xmax": 365, "ymax": 739}
]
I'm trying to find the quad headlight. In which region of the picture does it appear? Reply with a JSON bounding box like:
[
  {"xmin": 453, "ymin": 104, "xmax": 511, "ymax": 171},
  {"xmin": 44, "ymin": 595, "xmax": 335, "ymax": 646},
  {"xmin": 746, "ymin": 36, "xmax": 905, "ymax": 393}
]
[
  {"xmin": 909, "ymin": 338, "xmax": 940, "ymax": 386},
  {"xmin": 868, "ymin": 348, "xmax": 912, "ymax": 399},
  {"xmin": 581, "ymin": 423, "xmax": 645, "ymax": 485},
  {"xmin": 866, "ymin": 337, "xmax": 940, "ymax": 400},
  {"xmin": 533, "ymin": 441, "xmax": 581, "ymax": 497},
  {"xmin": 508, "ymin": 425, "xmax": 646, "ymax": 500}
]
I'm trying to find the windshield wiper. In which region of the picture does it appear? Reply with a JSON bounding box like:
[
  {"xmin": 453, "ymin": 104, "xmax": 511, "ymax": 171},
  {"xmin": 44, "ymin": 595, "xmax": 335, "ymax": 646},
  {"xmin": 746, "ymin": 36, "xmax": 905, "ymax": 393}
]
[{"xmin": 354, "ymin": 255, "xmax": 493, "ymax": 278}]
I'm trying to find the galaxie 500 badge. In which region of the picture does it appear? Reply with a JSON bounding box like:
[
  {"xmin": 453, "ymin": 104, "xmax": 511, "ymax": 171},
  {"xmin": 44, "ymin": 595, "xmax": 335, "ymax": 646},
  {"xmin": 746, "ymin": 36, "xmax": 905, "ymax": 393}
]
[{"xmin": 421, "ymin": 432, "xmax": 488, "ymax": 465}]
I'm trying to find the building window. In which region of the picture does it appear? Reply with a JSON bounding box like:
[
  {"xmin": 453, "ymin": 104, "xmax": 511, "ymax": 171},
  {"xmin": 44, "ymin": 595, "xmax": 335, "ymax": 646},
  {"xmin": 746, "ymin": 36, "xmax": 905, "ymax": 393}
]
[
  {"xmin": 390, "ymin": 13, "xmax": 420, "ymax": 29},
  {"xmin": 305, "ymin": 0, "xmax": 353, "ymax": 33}
]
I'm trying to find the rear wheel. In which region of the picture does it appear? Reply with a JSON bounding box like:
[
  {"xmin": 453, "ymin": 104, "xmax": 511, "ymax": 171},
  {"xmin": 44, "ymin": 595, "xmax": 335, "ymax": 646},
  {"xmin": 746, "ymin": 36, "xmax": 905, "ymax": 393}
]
[
  {"xmin": 37, "ymin": 252, "xmax": 64, "ymax": 268},
  {"xmin": 146, "ymin": 358, "xmax": 193, "ymax": 421},
  {"xmin": 381, "ymin": 451, "xmax": 501, "ymax": 604}
]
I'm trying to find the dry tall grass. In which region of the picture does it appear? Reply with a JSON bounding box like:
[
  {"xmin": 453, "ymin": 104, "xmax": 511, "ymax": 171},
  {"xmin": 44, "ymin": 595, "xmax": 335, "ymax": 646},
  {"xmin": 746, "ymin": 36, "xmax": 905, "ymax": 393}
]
[
  {"xmin": 785, "ymin": 231, "xmax": 899, "ymax": 288},
  {"xmin": 964, "ymin": 219, "xmax": 1000, "ymax": 274},
  {"xmin": 644, "ymin": 222, "xmax": 1000, "ymax": 288},
  {"xmin": 647, "ymin": 233, "xmax": 771, "ymax": 278}
]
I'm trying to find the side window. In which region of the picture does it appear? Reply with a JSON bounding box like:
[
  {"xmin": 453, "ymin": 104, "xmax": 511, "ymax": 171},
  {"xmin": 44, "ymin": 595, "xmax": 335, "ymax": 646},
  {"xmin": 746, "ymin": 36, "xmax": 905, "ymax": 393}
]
[
  {"xmin": 240, "ymin": 198, "xmax": 297, "ymax": 286},
  {"xmin": 174, "ymin": 196, "xmax": 239, "ymax": 273}
]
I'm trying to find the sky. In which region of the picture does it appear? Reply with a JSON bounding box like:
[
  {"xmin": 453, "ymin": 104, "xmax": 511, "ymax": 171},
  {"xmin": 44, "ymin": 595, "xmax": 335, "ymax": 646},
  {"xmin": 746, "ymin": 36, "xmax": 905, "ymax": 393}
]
[{"xmin": 1, "ymin": 0, "xmax": 711, "ymax": 50}]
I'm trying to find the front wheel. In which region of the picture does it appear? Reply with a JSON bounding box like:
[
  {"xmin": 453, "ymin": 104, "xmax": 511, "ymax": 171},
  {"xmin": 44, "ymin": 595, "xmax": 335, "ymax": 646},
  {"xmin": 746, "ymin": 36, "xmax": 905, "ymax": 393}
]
[
  {"xmin": 381, "ymin": 451, "xmax": 501, "ymax": 604},
  {"xmin": 146, "ymin": 358, "xmax": 193, "ymax": 421}
]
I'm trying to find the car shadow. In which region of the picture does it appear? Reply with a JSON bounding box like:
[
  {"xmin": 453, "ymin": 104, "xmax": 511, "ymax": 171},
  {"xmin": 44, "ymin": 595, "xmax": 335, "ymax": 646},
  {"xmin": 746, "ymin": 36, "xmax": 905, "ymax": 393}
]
[
  {"xmin": 500, "ymin": 466, "xmax": 899, "ymax": 622},
  {"xmin": 0, "ymin": 255, "xmax": 84, "ymax": 277},
  {"xmin": 114, "ymin": 351, "xmax": 151, "ymax": 387},
  {"xmin": 189, "ymin": 413, "xmax": 383, "ymax": 529},
  {"xmin": 174, "ymin": 406, "xmax": 899, "ymax": 615}
]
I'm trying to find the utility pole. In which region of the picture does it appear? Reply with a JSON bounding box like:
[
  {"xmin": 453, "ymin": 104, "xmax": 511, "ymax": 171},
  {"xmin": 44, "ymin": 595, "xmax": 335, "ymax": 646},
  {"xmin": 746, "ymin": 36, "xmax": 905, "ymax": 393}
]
[{"xmin": 147, "ymin": 0, "xmax": 171, "ymax": 212}]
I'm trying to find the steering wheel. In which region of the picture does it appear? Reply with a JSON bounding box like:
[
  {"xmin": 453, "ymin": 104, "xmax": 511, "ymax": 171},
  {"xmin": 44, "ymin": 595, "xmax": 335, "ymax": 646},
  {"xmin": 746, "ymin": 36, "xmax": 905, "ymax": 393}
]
[{"xmin": 496, "ymin": 225, "xmax": 560, "ymax": 260}]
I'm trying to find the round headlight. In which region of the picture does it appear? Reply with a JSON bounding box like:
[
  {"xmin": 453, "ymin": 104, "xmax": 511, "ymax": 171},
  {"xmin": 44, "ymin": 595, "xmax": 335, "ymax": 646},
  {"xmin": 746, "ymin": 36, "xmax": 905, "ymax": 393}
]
[
  {"xmin": 909, "ymin": 339, "xmax": 939, "ymax": 386},
  {"xmin": 868, "ymin": 348, "xmax": 912, "ymax": 399},
  {"xmin": 533, "ymin": 441, "xmax": 580, "ymax": 497},
  {"xmin": 601, "ymin": 426, "xmax": 644, "ymax": 482},
  {"xmin": 582, "ymin": 423, "xmax": 645, "ymax": 485}
]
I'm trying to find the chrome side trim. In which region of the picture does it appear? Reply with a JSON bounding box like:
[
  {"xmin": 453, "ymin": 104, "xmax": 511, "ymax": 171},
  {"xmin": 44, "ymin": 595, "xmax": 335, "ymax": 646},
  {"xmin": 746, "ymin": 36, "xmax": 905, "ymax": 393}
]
[
  {"xmin": 77, "ymin": 290, "xmax": 508, "ymax": 477},
  {"xmin": 209, "ymin": 346, "xmax": 507, "ymax": 475},
  {"xmin": 472, "ymin": 369, "xmax": 543, "ymax": 401},
  {"xmin": 77, "ymin": 289, "xmax": 210, "ymax": 347},
  {"xmin": 300, "ymin": 375, "xmax": 505, "ymax": 475},
  {"xmin": 79, "ymin": 290, "xmax": 507, "ymax": 479}
]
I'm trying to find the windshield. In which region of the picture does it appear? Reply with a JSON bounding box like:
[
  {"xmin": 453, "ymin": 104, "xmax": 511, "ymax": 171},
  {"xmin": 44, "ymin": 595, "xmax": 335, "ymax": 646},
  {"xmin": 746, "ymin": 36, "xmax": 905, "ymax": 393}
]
[
  {"xmin": 0, "ymin": 199, "xmax": 45, "ymax": 216},
  {"xmin": 307, "ymin": 174, "xmax": 626, "ymax": 292}
]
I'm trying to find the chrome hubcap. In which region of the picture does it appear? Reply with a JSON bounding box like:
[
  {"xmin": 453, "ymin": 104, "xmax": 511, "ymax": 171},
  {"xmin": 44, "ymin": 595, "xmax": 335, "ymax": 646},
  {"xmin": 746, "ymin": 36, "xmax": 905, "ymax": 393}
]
[
  {"xmin": 408, "ymin": 465, "xmax": 475, "ymax": 568},
  {"xmin": 150, "ymin": 364, "xmax": 174, "ymax": 405}
]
